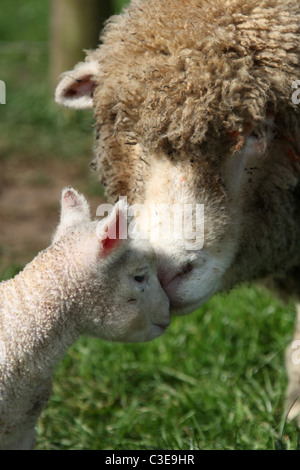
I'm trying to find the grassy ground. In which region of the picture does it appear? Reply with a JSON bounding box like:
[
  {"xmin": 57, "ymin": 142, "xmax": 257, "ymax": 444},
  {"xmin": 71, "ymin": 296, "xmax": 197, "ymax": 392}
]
[
  {"xmin": 34, "ymin": 286, "xmax": 298, "ymax": 450},
  {"xmin": 1, "ymin": 0, "xmax": 299, "ymax": 450}
]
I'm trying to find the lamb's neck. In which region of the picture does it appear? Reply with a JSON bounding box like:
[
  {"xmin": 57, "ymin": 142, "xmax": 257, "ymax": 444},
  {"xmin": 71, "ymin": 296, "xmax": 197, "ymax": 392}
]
[{"xmin": 0, "ymin": 242, "xmax": 84, "ymax": 377}]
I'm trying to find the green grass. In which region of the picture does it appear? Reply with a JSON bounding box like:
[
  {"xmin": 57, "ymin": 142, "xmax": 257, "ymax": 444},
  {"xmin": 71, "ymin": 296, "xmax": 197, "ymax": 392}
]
[
  {"xmin": 0, "ymin": 0, "xmax": 129, "ymax": 165},
  {"xmin": 0, "ymin": 1, "xmax": 94, "ymax": 166},
  {"xmin": 33, "ymin": 285, "xmax": 298, "ymax": 450},
  {"xmin": 1, "ymin": 0, "xmax": 300, "ymax": 450},
  {"xmin": 1, "ymin": 258, "xmax": 299, "ymax": 449}
]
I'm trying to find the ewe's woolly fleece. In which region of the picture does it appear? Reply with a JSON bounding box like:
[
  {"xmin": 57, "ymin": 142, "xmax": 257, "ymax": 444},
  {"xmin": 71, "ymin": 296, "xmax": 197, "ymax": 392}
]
[{"xmin": 92, "ymin": 0, "xmax": 300, "ymax": 151}]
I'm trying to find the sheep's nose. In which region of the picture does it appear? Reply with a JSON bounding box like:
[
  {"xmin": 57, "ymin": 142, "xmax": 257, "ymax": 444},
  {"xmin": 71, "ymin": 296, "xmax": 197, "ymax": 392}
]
[{"xmin": 158, "ymin": 263, "xmax": 194, "ymax": 297}]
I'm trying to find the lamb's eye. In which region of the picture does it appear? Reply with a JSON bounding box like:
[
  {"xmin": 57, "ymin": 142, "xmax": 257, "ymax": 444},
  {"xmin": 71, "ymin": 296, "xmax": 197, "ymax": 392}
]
[{"xmin": 134, "ymin": 275, "xmax": 145, "ymax": 283}]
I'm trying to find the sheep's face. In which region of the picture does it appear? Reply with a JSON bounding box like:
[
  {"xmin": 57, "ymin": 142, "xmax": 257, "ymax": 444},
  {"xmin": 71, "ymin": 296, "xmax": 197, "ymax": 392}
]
[
  {"xmin": 55, "ymin": 76, "xmax": 300, "ymax": 316},
  {"xmin": 120, "ymin": 147, "xmax": 236, "ymax": 315},
  {"xmin": 88, "ymin": 116, "xmax": 300, "ymax": 316},
  {"xmin": 55, "ymin": 0, "xmax": 300, "ymax": 315}
]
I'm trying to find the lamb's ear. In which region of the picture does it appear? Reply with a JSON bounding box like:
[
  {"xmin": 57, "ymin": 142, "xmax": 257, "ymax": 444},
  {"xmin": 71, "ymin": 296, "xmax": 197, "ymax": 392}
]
[
  {"xmin": 96, "ymin": 200, "xmax": 128, "ymax": 256},
  {"xmin": 55, "ymin": 59, "xmax": 99, "ymax": 110},
  {"xmin": 52, "ymin": 187, "xmax": 91, "ymax": 243}
]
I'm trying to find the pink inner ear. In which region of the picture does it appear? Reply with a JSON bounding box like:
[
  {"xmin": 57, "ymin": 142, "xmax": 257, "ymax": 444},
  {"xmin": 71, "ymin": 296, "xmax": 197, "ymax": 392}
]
[
  {"xmin": 101, "ymin": 213, "xmax": 121, "ymax": 255},
  {"xmin": 63, "ymin": 189, "xmax": 79, "ymax": 208},
  {"xmin": 64, "ymin": 75, "xmax": 96, "ymax": 99}
]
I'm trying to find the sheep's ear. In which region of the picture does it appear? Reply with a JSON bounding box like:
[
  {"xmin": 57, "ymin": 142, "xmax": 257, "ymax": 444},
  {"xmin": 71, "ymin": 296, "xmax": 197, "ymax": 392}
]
[
  {"xmin": 96, "ymin": 200, "xmax": 128, "ymax": 256},
  {"xmin": 55, "ymin": 59, "xmax": 99, "ymax": 110},
  {"xmin": 225, "ymin": 115, "xmax": 277, "ymax": 196},
  {"xmin": 52, "ymin": 187, "xmax": 91, "ymax": 243}
]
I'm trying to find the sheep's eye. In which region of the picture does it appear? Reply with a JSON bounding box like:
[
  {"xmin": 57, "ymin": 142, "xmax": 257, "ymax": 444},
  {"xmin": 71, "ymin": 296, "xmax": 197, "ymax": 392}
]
[
  {"xmin": 134, "ymin": 275, "xmax": 145, "ymax": 283},
  {"xmin": 249, "ymin": 130, "xmax": 260, "ymax": 139}
]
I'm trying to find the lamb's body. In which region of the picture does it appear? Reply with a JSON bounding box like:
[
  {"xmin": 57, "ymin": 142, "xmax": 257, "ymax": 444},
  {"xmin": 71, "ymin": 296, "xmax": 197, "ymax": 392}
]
[
  {"xmin": 0, "ymin": 188, "xmax": 170, "ymax": 450},
  {"xmin": 55, "ymin": 1, "xmax": 300, "ymax": 421},
  {"xmin": 0, "ymin": 245, "xmax": 80, "ymax": 450}
]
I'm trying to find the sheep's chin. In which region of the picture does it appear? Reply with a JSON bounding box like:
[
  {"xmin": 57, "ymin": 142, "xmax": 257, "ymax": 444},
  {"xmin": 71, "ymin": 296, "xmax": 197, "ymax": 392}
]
[{"xmin": 167, "ymin": 280, "xmax": 221, "ymax": 316}]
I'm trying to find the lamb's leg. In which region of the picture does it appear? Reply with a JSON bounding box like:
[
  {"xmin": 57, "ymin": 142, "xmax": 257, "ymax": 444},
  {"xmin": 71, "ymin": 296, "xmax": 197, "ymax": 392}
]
[
  {"xmin": 286, "ymin": 303, "xmax": 300, "ymax": 424},
  {"xmin": 4, "ymin": 428, "xmax": 36, "ymax": 450}
]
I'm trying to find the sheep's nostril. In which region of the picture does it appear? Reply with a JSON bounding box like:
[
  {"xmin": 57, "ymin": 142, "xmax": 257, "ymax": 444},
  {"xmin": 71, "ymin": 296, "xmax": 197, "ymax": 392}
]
[
  {"xmin": 181, "ymin": 263, "xmax": 193, "ymax": 276},
  {"xmin": 159, "ymin": 263, "xmax": 194, "ymax": 291}
]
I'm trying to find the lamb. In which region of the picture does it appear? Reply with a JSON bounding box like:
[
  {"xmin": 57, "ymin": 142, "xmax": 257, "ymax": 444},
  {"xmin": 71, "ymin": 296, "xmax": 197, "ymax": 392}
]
[
  {"xmin": 0, "ymin": 187, "xmax": 170, "ymax": 450},
  {"xmin": 55, "ymin": 0, "xmax": 300, "ymax": 422}
]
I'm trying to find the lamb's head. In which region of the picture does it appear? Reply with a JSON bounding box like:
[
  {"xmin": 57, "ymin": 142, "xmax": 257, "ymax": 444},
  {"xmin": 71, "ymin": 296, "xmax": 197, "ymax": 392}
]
[
  {"xmin": 55, "ymin": 0, "xmax": 300, "ymax": 315},
  {"xmin": 53, "ymin": 187, "xmax": 170, "ymax": 342}
]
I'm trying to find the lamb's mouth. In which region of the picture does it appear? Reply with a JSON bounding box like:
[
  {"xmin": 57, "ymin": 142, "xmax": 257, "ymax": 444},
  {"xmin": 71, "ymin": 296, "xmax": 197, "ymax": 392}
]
[{"xmin": 153, "ymin": 319, "xmax": 171, "ymax": 331}]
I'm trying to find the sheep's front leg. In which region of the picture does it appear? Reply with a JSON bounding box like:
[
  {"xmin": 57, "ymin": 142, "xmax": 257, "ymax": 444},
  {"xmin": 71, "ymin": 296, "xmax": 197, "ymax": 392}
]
[{"xmin": 286, "ymin": 303, "xmax": 300, "ymax": 424}]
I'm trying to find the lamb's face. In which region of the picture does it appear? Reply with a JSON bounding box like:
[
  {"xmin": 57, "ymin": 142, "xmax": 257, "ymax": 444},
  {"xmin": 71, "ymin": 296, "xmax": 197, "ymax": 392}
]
[
  {"xmin": 55, "ymin": 188, "xmax": 170, "ymax": 341},
  {"xmin": 86, "ymin": 241, "xmax": 170, "ymax": 342}
]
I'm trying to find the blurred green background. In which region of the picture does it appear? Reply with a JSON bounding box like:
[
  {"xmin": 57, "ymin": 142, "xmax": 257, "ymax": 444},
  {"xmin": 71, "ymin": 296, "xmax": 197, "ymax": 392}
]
[
  {"xmin": 0, "ymin": 0, "xmax": 299, "ymax": 450},
  {"xmin": 0, "ymin": 0, "xmax": 129, "ymax": 275}
]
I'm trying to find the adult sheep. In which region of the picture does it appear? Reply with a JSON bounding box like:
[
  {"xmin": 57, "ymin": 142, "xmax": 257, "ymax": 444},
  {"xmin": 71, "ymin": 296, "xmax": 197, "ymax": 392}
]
[{"xmin": 55, "ymin": 0, "xmax": 300, "ymax": 421}]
